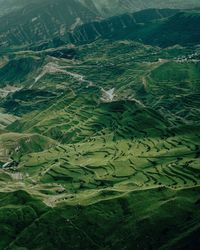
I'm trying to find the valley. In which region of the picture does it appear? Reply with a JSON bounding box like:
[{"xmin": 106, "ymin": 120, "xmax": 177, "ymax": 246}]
[{"xmin": 0, "ymin": 2, "xmax": 200, "ymax": 250}]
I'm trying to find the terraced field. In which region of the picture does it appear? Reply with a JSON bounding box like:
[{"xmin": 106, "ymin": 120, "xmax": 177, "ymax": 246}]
[
  {"xmin": 0, "ymin": 22, "xmax": 200, "ymax": 250},
  {"xmin": 2, "ymin": 91, "xmax": 199, "ymax": 205}
]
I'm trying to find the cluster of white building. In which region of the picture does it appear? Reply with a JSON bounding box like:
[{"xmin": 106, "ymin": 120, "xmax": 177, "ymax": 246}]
[{"xmin": 176, "ymin": 52, "xmax": 200, "ymax": 63}]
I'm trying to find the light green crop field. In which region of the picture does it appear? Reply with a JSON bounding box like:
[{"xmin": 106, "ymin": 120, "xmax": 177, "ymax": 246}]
[{"xmin": 0, "ymin": 10, "xmax": 200, "ymax": 249}]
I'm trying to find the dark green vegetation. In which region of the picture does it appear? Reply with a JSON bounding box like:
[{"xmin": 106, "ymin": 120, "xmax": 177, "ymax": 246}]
[
  {"xmin": 1, "ymin": 188, "xmax": 200, "ymax": 250},
  {"xmin": 0, "ymin": 0, "xmax": 200, "ymax": 46},
  {"xmin": 0, "ymin": 2, "xmax": 200, "ymax": 250},
  {"xmin": 69, "ymin": 9, "xmax": 200, "ymax": 47}
]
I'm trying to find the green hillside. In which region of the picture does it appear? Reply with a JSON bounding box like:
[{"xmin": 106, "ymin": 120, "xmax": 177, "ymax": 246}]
[
  {"xmin": 69, "ymin": 10, "xmax": 200, "ymax": 47},
  {"xmin": 0, "ymin": 0, "xmax": 200, "ymax": 47},
  {"xmin": 0, "ymin": 2, "xmax": 200, "ymax": 250}
]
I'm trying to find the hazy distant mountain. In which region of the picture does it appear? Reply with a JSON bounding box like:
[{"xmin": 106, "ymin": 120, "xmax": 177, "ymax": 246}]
[
  {"xmin": 0, "ymin": 0, "xmax": 200, "ymax": 47},
  {"xmin": 0, "ymin": 0, "xmax": 97, "ymax": 46},
  {"xmin": 0, "ymin": 0, "xmax": 30, "ymax": 16},
  {"xmin": 79, "ymin": 0, "xmax": 200, "ymax": 17},
  {"xmin": 1, "ymin": 0, "xmax": 199, "ymax": 17}
]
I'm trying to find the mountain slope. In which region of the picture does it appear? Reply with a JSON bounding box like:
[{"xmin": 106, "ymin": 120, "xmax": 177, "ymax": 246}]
[
  {"xmin": 1, "ymin": 87, "xmax": 200, "ymax": 249},
  {"xmin": 0, "ymin": 0, "xmax": 200, "ymax": 47},
  {"xmin": 1, "ymin": 0, "xmax": 199, "ymax": 18},
  {"xmin": 69, "ymin": 10, "xmax": 200, "ymax": 47},
  {"xmin": 0, "ymin": 2, "xmax": 200, "ymax": 250},
  {"xmin": 80, "ymin": 0, "xmax": 200, "ymax": 17},
  {"xmin": 0, "ymin": 0, "xmax": 97, "ymax": 46}
]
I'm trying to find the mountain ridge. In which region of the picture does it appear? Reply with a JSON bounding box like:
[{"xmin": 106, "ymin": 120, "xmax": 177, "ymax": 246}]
[
  {"xmin": 0, "ymin": 1, "xmax": 200, "ymax": 250},
  {"xmin": 0, "ymin": 0, "xmax": 200, "ymax": 47}
]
